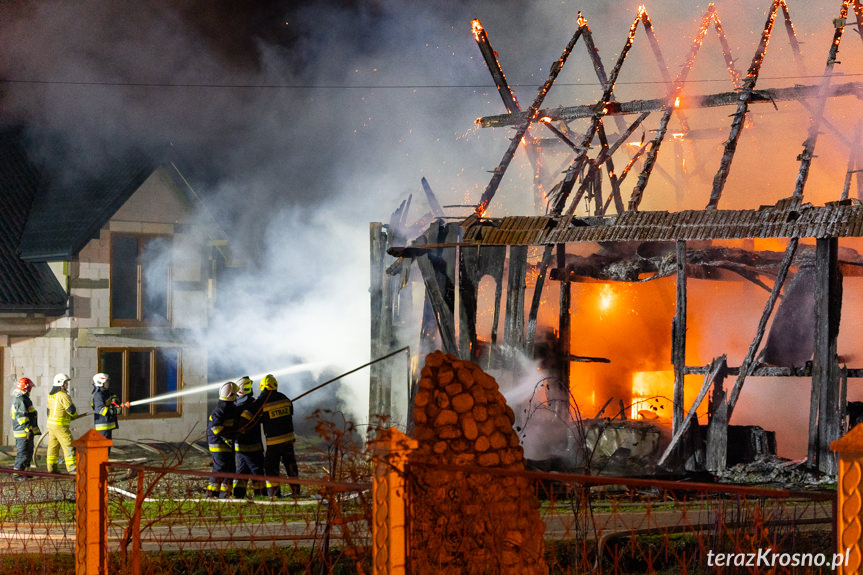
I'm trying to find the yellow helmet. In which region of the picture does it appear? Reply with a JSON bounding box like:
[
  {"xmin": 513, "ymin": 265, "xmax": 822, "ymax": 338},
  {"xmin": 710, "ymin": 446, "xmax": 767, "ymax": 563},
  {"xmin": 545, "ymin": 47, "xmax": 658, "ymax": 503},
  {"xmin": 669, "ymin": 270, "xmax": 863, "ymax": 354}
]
[
  {"xmin": 236, "ymin": 376, "xmax": 253, "ymax": 396},
  {"xmin": 260, "ymin": 374, "xmax": 278, "ymax": 391}
]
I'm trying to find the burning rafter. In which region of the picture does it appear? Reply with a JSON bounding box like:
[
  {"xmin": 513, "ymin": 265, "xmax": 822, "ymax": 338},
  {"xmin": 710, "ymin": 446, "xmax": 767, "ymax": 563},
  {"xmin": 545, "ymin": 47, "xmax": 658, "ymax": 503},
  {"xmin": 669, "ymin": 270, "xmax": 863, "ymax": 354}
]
[
  {"xmin": 473, "ymin": 15, "xmax": 588, "ymax": 217},
  {"xmin": 477, "ymin": 81, "xmax": 863, "ymax": 128},
  {"xmin": 791, "ymin": 0, "xmax": 863, "ymax": 202},
  {"xmin": 629, "ymin": 4, "xmax": 740, "ymax": 211},
  {"xmin": 473, "ymin": 0, "xmax": 863, "ymax": 218}
]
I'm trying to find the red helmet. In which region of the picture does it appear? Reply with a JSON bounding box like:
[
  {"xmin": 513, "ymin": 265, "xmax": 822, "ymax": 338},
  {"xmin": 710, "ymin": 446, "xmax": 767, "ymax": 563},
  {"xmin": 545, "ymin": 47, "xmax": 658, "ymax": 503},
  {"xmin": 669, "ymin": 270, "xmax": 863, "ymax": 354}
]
[{"xmin": 16, "ymin": 377, "xmax": 34, "ymax": 392}]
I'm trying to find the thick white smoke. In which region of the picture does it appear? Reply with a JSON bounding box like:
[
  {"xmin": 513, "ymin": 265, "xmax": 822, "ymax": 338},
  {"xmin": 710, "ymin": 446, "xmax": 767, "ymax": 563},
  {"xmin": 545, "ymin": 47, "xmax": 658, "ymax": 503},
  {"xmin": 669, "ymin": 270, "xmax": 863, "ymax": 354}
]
[{"xmin": 1, "ymin": 0, "xmax": 860, "ymax": 441}]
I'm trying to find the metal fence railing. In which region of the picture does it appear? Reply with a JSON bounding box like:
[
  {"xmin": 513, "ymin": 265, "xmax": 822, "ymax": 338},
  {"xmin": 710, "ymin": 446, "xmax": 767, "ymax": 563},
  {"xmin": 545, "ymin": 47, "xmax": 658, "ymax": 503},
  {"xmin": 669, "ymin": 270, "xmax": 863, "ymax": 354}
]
[
  {"xmin": 405, "ymin": 462, "xmax": 837, "ymax": 575},
  {"xmin": 0, "ymin": 464, "xmax": 372, "ymax": 575},
  {"xmin": 0, "ymin": 454, "xmax": 841, "ymax": 575}
]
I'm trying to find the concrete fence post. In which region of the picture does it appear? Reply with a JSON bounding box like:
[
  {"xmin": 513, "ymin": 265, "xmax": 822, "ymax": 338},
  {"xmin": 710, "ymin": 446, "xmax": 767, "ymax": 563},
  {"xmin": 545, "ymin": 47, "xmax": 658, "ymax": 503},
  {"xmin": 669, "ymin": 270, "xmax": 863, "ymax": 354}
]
[
  {"xmin": 370, "ymin": 427, "xmax": 417, "ymax": 575},
  {"xmin": 831, "ymin": 425, "xmax": 863, "ymax": 575},
  {"xmin": 73, "ymin": 429, "xmax": 113, "ymax": 575}
]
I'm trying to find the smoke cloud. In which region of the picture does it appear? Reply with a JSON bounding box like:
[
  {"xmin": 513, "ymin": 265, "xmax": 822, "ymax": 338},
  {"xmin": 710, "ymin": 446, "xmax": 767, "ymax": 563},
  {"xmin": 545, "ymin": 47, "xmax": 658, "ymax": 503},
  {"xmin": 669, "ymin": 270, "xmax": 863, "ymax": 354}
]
[{"xmin": 1, "ymin": 0, "xmax": 861, "ymax": 440}]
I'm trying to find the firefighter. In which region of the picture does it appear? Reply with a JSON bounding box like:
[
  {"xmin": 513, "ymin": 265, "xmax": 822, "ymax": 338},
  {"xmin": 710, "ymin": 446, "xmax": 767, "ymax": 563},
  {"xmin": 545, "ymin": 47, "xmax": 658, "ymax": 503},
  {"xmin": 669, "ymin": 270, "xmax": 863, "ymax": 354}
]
[
  {"xmin": 239, "ymin": 374, "xmax": 300, "ymax": 498},
  {"xmin": 232, "ymin": 376, "xmax": 265, "ymax": 498},
  {"xmin": 91, "ymin": 373, "xmax": 119, "ymax": 450},
  {"xmin": 207, "ymin": 381, "xmax": 238, "ymax": 499},
  {"xmin": 10, "ymin": 377, "xmax": 40, "ymax": 481},
  {"xmin": 46, "ymin": 373, "xmax": 78, "ymax": 474}
]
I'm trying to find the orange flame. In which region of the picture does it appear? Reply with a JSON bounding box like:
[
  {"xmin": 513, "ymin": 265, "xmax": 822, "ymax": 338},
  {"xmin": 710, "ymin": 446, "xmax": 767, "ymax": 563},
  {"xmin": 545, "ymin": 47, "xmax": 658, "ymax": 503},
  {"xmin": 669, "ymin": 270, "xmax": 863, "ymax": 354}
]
[
  {"xmin": 674, "ymin": 96, "xmax": 681, "ymax": 108},
  {"xmin": 577, "ymin": 12, "xmax": 588, "ymax": 28},
  {"xmin": 471, "ymin": 19, "xmax": 484, "ymax": 43}
]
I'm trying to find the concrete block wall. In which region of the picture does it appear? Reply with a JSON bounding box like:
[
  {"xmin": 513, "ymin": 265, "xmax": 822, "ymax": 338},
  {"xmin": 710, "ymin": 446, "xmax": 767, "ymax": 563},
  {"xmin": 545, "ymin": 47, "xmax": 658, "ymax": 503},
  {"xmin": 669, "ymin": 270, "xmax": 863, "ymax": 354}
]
[{"xmin": 2, "ymin": 168, "xmax": 216, "ymax": 446}]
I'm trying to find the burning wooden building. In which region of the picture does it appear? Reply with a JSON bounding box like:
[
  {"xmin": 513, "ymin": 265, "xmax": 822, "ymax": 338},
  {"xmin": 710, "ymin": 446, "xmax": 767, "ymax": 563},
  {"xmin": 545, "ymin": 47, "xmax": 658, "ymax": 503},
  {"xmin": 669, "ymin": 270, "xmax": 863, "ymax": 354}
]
[{"xmin": 370, "ymin": 0, "xmax": 863, "ymax": 476}]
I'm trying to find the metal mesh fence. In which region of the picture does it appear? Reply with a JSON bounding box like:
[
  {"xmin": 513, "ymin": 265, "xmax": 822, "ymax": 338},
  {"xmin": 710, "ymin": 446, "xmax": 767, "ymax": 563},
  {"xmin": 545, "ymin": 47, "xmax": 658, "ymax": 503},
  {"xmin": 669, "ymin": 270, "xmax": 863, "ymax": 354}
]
[
  {"xmin": 0, "ymin": 457, "xmax": 840, "ymax": 575},
  {"xmin": 105, "ymin": 464, "xmax": 372, "ymax": 575},
  {"xmin": 405, "ymin": 462, "xmax": 837, "ymax": 575},
  {"xmin": 0, "ymin": 467, "xmax": 77, "ymax": 574}
]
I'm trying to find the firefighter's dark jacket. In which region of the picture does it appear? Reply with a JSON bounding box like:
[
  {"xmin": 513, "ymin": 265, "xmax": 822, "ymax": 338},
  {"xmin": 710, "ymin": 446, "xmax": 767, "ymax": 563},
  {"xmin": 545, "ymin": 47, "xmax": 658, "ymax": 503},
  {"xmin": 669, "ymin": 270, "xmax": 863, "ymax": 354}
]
[
  {"xmin": 91, "ymin": 386, "xmax": 119, "ymax": 432},
  {"xmin": 11, "ymin": 393, "xmax": 40, "ymax": 439},
  {"xmin": 207, "ymin": 401, "xmax": 237, "ymax": 453},
  {"xmin": 234, "ymin": 394, "xmax": 263, "ymax": 453},
  {"xmin": 240, "ymin": 389, "xmax": 295, "ymax": 447}
]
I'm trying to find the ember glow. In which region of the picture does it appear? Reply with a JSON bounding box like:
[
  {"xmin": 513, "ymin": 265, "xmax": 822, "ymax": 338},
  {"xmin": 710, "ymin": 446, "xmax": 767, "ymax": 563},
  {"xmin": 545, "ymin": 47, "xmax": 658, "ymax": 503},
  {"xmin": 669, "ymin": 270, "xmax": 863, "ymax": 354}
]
[
  {"xmin": 598, "ymin": 283, "xmax": 616, "ymax": 312},
  {"xmin": 630, "ymin": 371, "xmax": 673, "ymax": 420},
  {"xmin": 471, "ymin": 19, "xmax": 484, "ymax": 43}
]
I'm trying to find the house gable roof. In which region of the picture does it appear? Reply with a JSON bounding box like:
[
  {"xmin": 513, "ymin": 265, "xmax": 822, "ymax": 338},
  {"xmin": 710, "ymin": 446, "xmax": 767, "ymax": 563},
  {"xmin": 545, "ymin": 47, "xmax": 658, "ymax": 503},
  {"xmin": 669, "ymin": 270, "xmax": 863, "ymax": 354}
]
[
  {"xmin": 0, "ymin": 126, "xmax": 67, "ymax": 314},
  {"xmin": 18, "ymin": 143, "xmax": 160, "ymax": 262}
]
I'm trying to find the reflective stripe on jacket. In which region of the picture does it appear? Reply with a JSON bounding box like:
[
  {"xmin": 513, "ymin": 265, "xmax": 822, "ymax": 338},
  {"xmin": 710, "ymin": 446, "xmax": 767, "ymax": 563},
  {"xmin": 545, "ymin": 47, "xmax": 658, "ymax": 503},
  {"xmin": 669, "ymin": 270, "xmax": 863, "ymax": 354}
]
[
  {"xmin": 47, "ymin": 390, "xmax": 77, "ymax": 427},
  {"xmin": 91, "ymin": 387, "xmax": 119, "ymax": 432},
  {"xmin": 10, "ymin": 394, "xmax": 39, "ymax": 438}
]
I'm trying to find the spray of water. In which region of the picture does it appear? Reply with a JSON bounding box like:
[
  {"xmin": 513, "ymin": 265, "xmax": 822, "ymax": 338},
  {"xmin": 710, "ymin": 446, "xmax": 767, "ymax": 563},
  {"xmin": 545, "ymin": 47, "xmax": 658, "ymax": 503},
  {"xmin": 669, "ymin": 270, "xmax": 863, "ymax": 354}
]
[{"xmin": 125, "ymin": 362, "xmax": 322, "ymax": 407}]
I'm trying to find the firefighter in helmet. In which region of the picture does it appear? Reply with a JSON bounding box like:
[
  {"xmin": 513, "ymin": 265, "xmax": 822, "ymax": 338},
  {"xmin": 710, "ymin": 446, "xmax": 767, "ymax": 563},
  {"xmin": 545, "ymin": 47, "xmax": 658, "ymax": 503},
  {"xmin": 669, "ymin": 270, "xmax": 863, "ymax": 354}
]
[
  {"xmin": 46, "ymin": 373, "xmax": 78, "ymax": 474},
  {"xmin": 239, "ymin": 374, "xmax": 300, "ymax": 498},
  {"xmin": 207, "ymin": 381, "xmax": 238, "ymax": 498},
  {"xmin": 10, "ymin": 377, "xmax": 40, "ymax": 480},
  {"xmin": 232, "ymin": 376, "xmax": 265, "ymax": 498},
  {"xmin": 91, "ymin": 373, "xmax": 119, "ymax": 449}
]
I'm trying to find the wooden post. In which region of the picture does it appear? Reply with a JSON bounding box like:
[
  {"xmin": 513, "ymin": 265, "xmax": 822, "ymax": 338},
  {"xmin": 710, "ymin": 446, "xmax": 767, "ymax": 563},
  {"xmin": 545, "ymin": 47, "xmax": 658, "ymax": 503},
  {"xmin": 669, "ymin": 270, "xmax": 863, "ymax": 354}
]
[
  {"xmin": 371, "ymin": 428, "xmax": 417, "ymax": 575},
  {"xmin": 810, "ymin": 237, "xmax": 843, "ymax": 474},
  {"xmin": 672, "ymin": 240, "xmax": 687, "ymax": 435},
  {"xmin": 74, "ymin": 429, "xmax": 112, "ymax": 575},
  {"xmin": 370, "ymin": 222, "xmax": 390, "ymax": 423},
  {"xmin": 503, "ymin": 245, "xmax": 528, "ymax": 355},
  {"xmin": 706, "ymin": 386, "xmax": 728, "ymax": 473},
  {"xmin": 830, "ymin": 426, "xmax": 863, "ymax": 574},
  {"xmin": 557, "ymin": 244, "xmax": 571, "ymax": 390}
]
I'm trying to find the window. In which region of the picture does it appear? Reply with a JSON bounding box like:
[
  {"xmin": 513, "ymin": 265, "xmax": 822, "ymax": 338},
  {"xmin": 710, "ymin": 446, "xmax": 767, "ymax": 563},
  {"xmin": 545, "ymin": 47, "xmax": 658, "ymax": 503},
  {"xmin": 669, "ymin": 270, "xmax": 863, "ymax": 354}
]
[
  {"xmin": 111, "ymin": 234, "xmax": 171, "ymax": 326},
  {"xmin": 98, "ymin": 348, "xmax": 181, "ymax": 417}
]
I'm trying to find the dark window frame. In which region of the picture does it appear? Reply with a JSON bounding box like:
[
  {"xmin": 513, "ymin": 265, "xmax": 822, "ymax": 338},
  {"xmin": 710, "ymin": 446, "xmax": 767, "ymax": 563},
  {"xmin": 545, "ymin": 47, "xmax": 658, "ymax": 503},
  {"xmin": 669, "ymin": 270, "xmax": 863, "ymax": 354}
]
[
  {"xmin": 110, "ymin": 233, "xmax": 172, "ymax": 327},
  {"xmin": 97, "ymin": 347, "xmax": 183, "ymax": 419}
]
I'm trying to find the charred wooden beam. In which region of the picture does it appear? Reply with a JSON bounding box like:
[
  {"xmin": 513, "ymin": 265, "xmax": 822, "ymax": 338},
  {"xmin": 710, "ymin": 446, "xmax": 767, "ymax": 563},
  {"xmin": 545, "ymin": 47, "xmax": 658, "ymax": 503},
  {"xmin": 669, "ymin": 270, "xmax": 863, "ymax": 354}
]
[
  {"xmin": 727, "ymin": 238, "xmax": 798, "ymax": 416},
  {"xmin": 471, "ymin": 19, "xmax": 521, "ymax": 114},
  {"xmin": 552, "ymin": 10, "xmax": 645, "ymax": 216},
  {"xmin": 474, "ymin": 19, "xmax": 586, "ymax": 216},
  {"xmin": 557, "ymin": 244, "xmax": 571, "ymax": 387},
  {"xmin": 809, "ymin": 237, "xmax": 843, "ymax": 474},
  {"xmin": 841, "ymin": 121, "xmax": 862, "ymax": 201},
  {"xmin": 706, "ymin": 381, "xmax": 729, "ymax": 473},
  {"xmin": 581, "ymin": 25, "xmax": 628, "ymax": 134},
  {"xmin": 791, "ymin": 1, "xmax": 852, "ymax": 201},
  {"xmin": 629, "ymin": 5, "xmax": 718, "ymax": 211},
  {"xmin": 503, "ymin": 245, "xmax": 528, "ymax": 352},
  {"xmin": 526, "ymin": 245, "xmax": 554, "ymax": 356},
  {"xmin": 415, "ymin": 222, "xmax": 460, "ymax": 357},
  {"xmin": 476, "ymin": 81, "xmax": 863, "ymax": 129},
  {"xmin": 421, "ymin": 177, "xmax": 445, "ymax": 218},
  {"xmin": 672, "ymin": 240, "xmax": 687, "ymax": 433},
  {"xmin": 660, "ymin": 355, "xmax": 726, "ymax": 468},
  {"xmin": 708, "ymin": 0, "xmax": 785, "ymax": 209},
  {"xmin": 569, "ymin": 355, "xmax": 610, "ymax": 363},
  {"xmin": 369, "ymin": 222, "xmax": 390, "ymax": 420}
]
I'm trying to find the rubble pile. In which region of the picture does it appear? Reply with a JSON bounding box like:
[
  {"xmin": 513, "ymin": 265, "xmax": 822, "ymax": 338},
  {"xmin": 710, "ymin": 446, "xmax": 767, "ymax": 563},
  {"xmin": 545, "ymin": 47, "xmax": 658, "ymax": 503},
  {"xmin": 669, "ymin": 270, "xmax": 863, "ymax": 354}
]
[
  {"xmin": 410, "ymin": 351, "xmax": 547, "ymax": 575},
  {"xmin": 716, "ymin": 454, "xmax": 836, "ymax": 489}
]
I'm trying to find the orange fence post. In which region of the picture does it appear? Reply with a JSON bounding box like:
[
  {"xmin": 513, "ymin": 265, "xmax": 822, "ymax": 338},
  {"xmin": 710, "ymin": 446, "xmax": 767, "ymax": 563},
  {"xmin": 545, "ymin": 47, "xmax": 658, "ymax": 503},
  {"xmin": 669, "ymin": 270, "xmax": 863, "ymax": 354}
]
[
  {"xmin": 74, "ymin": 429, "xmax": 113, "ymax": 575},
  {"xmin": 832, "ymin": 425, "xmax": 863, "ymax": 575},
  {"xmin": 370, "ymin": 427, "xmax": 417, "ymax": 575}
]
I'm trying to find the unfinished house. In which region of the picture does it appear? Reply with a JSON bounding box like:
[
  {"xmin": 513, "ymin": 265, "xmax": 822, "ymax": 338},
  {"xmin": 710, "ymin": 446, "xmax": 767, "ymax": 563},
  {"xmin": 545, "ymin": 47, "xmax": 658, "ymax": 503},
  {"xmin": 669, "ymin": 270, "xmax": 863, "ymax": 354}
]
[
  {"xmin": 0, "ymin": 126, "xmax": 229, "ymax": 446},
  {"xmin": 370, "ymin": 1, "xmax": 863, "ymax": 475}
]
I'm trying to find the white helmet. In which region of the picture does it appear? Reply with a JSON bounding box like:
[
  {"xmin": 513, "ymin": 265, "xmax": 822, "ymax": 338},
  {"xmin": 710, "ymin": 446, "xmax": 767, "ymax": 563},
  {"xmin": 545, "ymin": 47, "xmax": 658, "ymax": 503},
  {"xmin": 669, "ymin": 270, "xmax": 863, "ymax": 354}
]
[
  {"xmin": 93, "ymin": 373, "xmax": 110, "ymax": 387},
  {"xmin": 54, "ymin": 373, "xmax": 71, "ymax": 387},
  {"xmin": 219, "ymin": 381, "xmax": 238, "ymax": 402}
]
